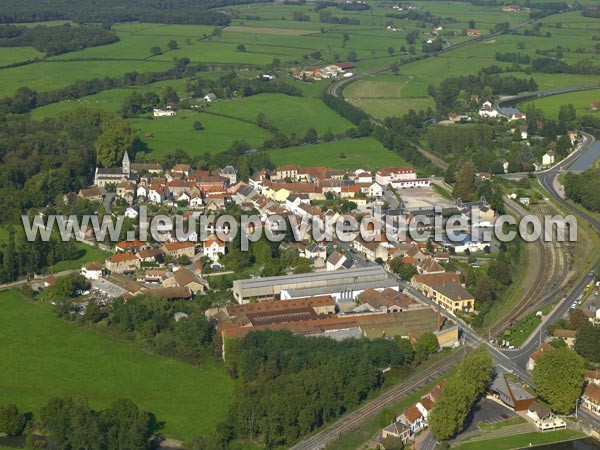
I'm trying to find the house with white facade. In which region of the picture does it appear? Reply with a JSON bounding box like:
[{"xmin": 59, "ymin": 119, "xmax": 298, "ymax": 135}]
[
  {"xmin": 153, "ymin": 109, "xmax": 176, "ymax": 117},
  {"xmin": 203, "ymin": 236, "xmax": 226, "ymax": 262}
]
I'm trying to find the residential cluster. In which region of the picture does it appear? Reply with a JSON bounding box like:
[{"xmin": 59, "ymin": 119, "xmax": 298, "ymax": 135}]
[
  {"xmin": 382, "ymin": 382, "xmax": 446, "ymax": 445},
  {"xmin": 289, "ymin": 62, "xmax": 355, "ymax": 81},
  {"xmin": 68, "ymin": 155, "xmax": 499, "ymax": 327}
]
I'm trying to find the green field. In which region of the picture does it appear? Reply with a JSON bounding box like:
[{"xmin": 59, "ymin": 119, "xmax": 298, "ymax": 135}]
[
  {"xmin": 0, "ymin": 291, "xmax": 234, "ymax": 440},
  {"xmin": 453, "ymin": 430, "xmax": 584, "ymax": 450},
  {"xmin": 267, "ymin": 137, "xmax": 407, "ymax": 169},
  {"xmin": 0, "ymin": 47, "xmax": 44, "ymax": 66},
  {"xmin": 50, "ymin": 243, "xmax": 111, "ymax": 272},
  {"xmin": 131, "ymin": 111, "xmax": 272, "ymax": 157},
  {"xmin": 519, "ymin": 89, "xmax": 600, "ymax": 121},
  {"xmin": 208, "ymin": 93, "xmax": 354, "ymax": 135},
  {"xmin": 345, "ymin": 74, "xmax": 435, "ymax": 118}
]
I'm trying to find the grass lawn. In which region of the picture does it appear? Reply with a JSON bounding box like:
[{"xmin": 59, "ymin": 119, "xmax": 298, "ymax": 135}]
[
  {"xmin": 453, "ymin": 430, "xmax": 584, "ymax": 450},
  {"xmin": 267, "ymin": 137, "xmax": 407, "ymax": 169},
  {"xmin": 478, "ymin": 416, "xmax": 526, "ymax": 432},
  {"xmin": 207, "ymin": 93, "xmax": 354, "ymax": 135},
  {"xmin": 504, "ymin": 312, "xmax": 542, "ymax": 348},
  {"xmin": 50, "ymin": 243, "xmax": 111, "ymax": 272},
  {"xmin": 519, "ymin": 89, "xmax": 600, "ymax": 121},
  {"xmin": 0, "ymin": 291, "xmax": 234, "ymax": 440}
]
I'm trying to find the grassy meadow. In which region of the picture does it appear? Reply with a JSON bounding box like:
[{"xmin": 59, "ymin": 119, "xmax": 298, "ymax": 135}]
[
  {"xmin": 207, "ymin": 93, "xmax": 354, "ymax": 135},
  {"xmin": 0, "ymin": 290, "xmax": 234, "ymax": 440},
  {"xmin": 345, "ymin": 74, "xmax": 435, "ymax": 118},
  {"xmin": 267, "ymin": 137, "xmax": 407, "ymax": 169},
  {"xmin": 519, "ymin": 88, "xmax": 600, "ymax": 121},
  {"xmin": 50, "ymin": 243, "xmax": 111, "ymax": 272}
]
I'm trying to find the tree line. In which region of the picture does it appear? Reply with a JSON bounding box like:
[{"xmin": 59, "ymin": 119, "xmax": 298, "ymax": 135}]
[
  {"xmin": 0, "ymin": 0, "xmax": 256, "ymax": 25},
  {"xmin": 0, "ymin": 397, "xmax": 156, "ymax": 450},
  {"xmin": 0, "ymin": 57, "xmax": 210, "ymax": 114},
  {"xmin": 52, "ymin": 285, "xmax": 218, "ymax": 366},
  {"xmin": 0, "ymin": 23, "xmax": 118, "ymax": 56},
  {"xmin": 429, "ymin": 347, "xmax": 493, "ymax": 441},
  {"xmin": 321, "ymin": 93, "xmax": 369, "ymax": 126}
]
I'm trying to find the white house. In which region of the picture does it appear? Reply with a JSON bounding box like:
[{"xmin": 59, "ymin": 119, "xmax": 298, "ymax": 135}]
[
  {"xmin": 81, "ymin": 262, "xmax": 103, "ymax": 280},
  {"xmin": 479, "ymin": 101, "xmax": 500, "ymax": 118},
  {"xmin": 137, "ymin": 184, "xmax": 148, "ymax": 198},
  {"xmin": 542, "ymin": 151, "xmax": 555, "ymax": 167},
  {"xmin": 203, "ymin": 236, "xmax": 226, "ymax": 262},
  {"xmin": 148, "ymin": 185, "xmax": 168, "ymax": 203},
  {"xmin": 363, "ymin": 182, "xmax": 384, "ymax": 198},
  {"xmin": 177, "ymin": 192, "xmax": 191, "ymax": 203},
  {"xmin": 509, "ymin": 112, "xmax": 527, "ymax": 121},
  {"xmin": 190, "ymin": 194, "xmax": 203, "ymax": 208},
  {"xmin": 354, "ymin": 170, "xmax": 373, "ymax": 184},
  {"xmin": 204, "ymin": 93, "xmax": 218, "ymax": 102},
  {"xmin": 125, "ymin": 206, "xmax": 139, "ymax": 219},
  {"xmin": 153, "ymin": 108, "xmax": 176, "ymax": 117},
  {"xmin": 399, "ymin": 405, "xmax": 426, "ymax": 434}
]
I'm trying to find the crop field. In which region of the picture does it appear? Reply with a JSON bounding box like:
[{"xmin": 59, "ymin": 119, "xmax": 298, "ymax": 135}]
[
  {"xmin": 207, "ymin": 93, "xmax": 354, "ymax": 135},
  {"xmin": 0, "ymin": 291, "xmax": 234, "ymax": 440},
  {"xmin": 519, "ymin": 89, "xmax": 600, "ymax": 120},
  {"xmin": 267, "ymin": 137, "xmax": 407, "ymax": 169}
]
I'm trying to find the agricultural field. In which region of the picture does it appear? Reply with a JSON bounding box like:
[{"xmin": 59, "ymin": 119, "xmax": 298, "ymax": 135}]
[
  {"xmin": 345, "ymin": 74, "xmax": 435, "ymax": 118},
  {"xmin": 0, "ymin": 291, "xmax": 234, "ymax": 440},
  {"xmin": 0, "ymin": 47, "xmax": 43, "ymax": 66},
  {"xmin": 519, "ymin": 88, "xmax": 600, "ymax": 120},
  {"xmin": 266, "ymin": 137, "xmax": 407, "ymax": 169},
  {"xmin": 207, "ymin": 93, "xmax": 354, "ymax": 135},
  {"xmin": 130, "ymin": 111, "xmax": 272, "ymax": 157}
]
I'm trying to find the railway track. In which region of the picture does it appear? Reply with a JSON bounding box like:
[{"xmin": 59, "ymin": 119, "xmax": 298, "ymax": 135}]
[
  {"xmin": 288, "ymin": 348, "xmax": 468, "ymax": 450},
  {"xmin": 485, "ymin": 203, "xmax": 553, "ymax": 340}
]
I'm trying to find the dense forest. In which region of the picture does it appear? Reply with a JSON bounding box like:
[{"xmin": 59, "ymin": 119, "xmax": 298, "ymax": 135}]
[
  {"xmin": 217, "ymin": 330, "xmax": 429, "ymax": 449},
  {"xmin": 564, "ymin": 168, "xmax": 600, "ymax": 212},
  {"xmin": 0, "ymin": 110, "xmax": 134, "ymax": 219},
  {"xmin": 0, "ymin": 0, "xmax": 257, "ymax": 25},
  {"xmin": 0, "ymin": 23, "xmax": 118, "ymax": 56}
]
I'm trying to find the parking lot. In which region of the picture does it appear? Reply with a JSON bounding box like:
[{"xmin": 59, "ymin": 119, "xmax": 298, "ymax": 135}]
[{"xmin": 398, "ymin": 185, "xmax": 455, "ymax": 211}]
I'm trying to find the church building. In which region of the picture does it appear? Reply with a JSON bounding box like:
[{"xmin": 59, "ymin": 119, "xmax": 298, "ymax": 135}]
[{"xmin": 94, "ymin": 152, "xmax": 138, "ymax": 188}]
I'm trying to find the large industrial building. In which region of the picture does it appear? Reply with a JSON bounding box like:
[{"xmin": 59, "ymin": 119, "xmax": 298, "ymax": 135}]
[{"xmin": 232, "ymin": 266, "xmax": 399, "ymax": 304}]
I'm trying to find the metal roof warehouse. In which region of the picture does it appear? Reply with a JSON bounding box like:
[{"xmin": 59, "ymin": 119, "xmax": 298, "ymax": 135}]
[{"xmin": 233, "ymin": 266, "xmax": 399, "ymax": 303}]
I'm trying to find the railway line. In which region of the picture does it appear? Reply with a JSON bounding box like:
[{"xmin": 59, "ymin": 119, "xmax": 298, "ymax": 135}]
[{"xmin": 288, "ymin": 348, "xmax": 468, "ymax": 450}]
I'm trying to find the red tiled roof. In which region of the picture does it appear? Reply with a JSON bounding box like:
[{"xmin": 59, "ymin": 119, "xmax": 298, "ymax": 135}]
[
  {"xmin": 404, "ymin": 404, "xmax": 423, "ymax": 423},
  {"xmin": 107, "ymin": 252, "xmax": 138, "ymax": 263}
]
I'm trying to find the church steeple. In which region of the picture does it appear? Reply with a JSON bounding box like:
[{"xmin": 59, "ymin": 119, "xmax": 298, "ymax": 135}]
[{"xmin": 122, "ymin": 151, "xmax": 130, "ymax": 175}]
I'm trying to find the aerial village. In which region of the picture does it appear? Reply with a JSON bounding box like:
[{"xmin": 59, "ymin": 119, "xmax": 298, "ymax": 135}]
[{"xmin": 43, "ymin": 148, "xmax": 600, "ymax": 448}]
